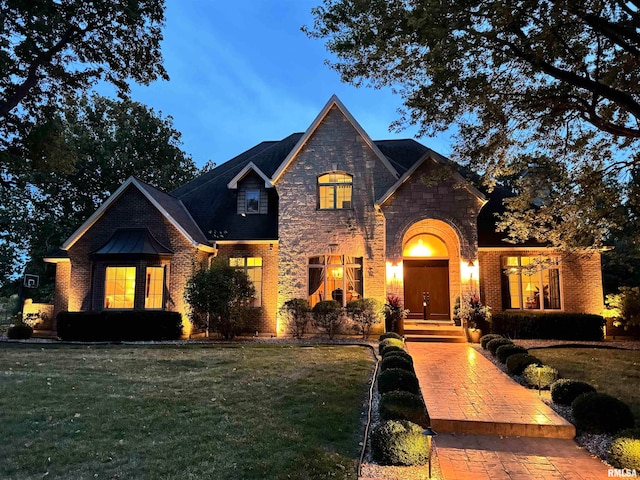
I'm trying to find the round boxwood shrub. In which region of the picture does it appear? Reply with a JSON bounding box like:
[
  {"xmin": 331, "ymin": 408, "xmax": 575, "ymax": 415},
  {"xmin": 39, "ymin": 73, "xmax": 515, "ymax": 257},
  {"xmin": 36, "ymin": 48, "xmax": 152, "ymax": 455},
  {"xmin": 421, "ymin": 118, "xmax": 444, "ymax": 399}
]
[
  {"xmin": 371, "ymin": 420, "xmax": 430, "ymax": 466},
  {"xmin": 487, "ymin": 337, "xmax": 513, "ymax": 356},
  {"xmin": 379, "ymin": 390, "xmax": 430, "ymax": 428},
  {"xmin": 550, "ymin": 379, "xmax": 597, "ymax": 406},
  {"xmin": 381, "ymin": 345, "xmax": 405, "ymax": 357},
  {"xmin": 506, "ymin": 353, "xmax": 542, "ymax": 376},
  {"xmin": 379, "ymin": 332, "xmax": 403, "ymax": 342},
  {"xmin": 380, "ymin": 354, "xmax": 414, "ymax": 373},
  {"xmin": 522, "ymin": 364, "xmax": 558, "ymax": 390},
  {"xmin": 480, "ymin": 333, "xmax": 503, "ymax": 349},
  {"xmin": 496, "ymin": 344, "xmax": 528, "ymax": 364},
  {"xmin": 7, "ymin": 323, "xmax": 33, "ymax": 339},
  {"xmin": 384, "ymin": 350, "xmax": 414, "ymax": 366},
  {"xmin": 572, "ymin": 392, "xmax": 635, "ymax": 434},
  {"xmin": 378, "ymin": 368, "xmax": 421, "ymax": 395},
  {"xmin": 379, "ymin": 337, "xmax": 404, "ymax": 356},
  {"xmin": 609, "ymin": 428, "xmax": 640, "ymax": 470}
]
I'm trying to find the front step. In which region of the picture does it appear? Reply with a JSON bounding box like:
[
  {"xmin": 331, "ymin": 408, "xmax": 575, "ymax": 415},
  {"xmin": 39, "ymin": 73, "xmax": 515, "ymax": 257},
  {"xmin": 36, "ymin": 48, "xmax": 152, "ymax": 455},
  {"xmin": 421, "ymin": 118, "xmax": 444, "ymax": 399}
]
[{"xmin": 403, "ymin": 321, "xmax": 467, "ymax": 343}]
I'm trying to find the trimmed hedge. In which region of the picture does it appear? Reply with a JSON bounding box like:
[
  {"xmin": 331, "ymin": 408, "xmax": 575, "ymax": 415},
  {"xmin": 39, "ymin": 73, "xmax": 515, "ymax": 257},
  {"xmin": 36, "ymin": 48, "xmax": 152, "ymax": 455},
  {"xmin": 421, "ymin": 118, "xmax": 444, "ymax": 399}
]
[
  {"xmin": 7, "ymin": 324, "xmax": 33, "ymax": 339},
  {"xmin": 522, "ymin": 364, "xmax": 558, "ymax": 390},
  {"xmin": 57, "ymin": 311, "xmax": 183, "ymax": 341},
  {"xmin": 380, "ymin": 345, "xmax": 405, "ymax": 357},
  {"xmin": 380, "ymin": 355, "xmax": 414, "ymax": 373},
  {"xmin": 491, "ymin": 312, "xmax": 605, "ymax": 341},
  {"xmin": 496, "ymin": 344, "xmax": 528, "ymax": 364},
  {"xmin": 506, "ymin": 353, "xmax": 542, "ymax": 375},
  {"xmin": 379, "ymin": 337, "xmax": 404, "ymax": 356},
  {"xmin": 572, "ymin": 392, "xmax": 635, "ymax": 434},
  {"xmin": 384, "ymin": 350, "xmax": 414, "ymax": 366},
  {"xmin": 378, "ymin": 368, "xmax": 421, "ymax": 395},
  {"xmin": 486, "ymin": 337, "xmax": 513, "ymax": 356},
  {"xmin": 379, "ymin": 390, "xmax": 430, "ymax": 428},
  {"xmin": 371, "ymin": 420, "xmax": 430, "ymax": 466},
  {"xmin": 480, "ymin": 334, "xmax": 503, "ymax": 349},
  {"xmin": 550, "ymin": 379, "xmax": 596, "ymax": 406},
  {"xmin": 379, "ymin": 332, "xmax": 403, "ymax": 341},
  {"xmin": 609, "ymin": 428, "xmax": 640, "ymax": 470}
]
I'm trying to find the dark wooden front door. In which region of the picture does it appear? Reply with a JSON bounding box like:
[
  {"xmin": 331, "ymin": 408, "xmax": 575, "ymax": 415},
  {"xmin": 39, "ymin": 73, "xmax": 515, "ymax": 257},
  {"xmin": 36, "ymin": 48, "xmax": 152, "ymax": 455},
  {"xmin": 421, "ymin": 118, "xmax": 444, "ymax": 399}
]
[{"xmin": 404, "ymin": 259, "xmax": 450, "ymax": 320}]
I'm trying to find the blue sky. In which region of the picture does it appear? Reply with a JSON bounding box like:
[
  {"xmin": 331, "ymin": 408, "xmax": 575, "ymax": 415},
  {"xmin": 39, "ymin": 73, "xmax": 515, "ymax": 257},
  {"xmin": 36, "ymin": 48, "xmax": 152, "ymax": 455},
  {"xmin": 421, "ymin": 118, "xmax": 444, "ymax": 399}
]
[{"xmin": 117, "ymin": 0, "xmax": 454, "ymax": 168}]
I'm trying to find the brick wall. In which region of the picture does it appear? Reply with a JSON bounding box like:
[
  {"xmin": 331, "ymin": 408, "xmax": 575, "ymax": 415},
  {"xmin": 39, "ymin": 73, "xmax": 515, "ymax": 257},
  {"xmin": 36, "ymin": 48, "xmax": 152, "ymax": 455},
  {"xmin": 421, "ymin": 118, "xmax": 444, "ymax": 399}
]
[
  {"xmin": 64, "ymin": 185, "xmax": 202, "ymax": 333},
  {"xmin": 276, "ymin": 106, "xmax": 392, "ymax": 334},
  {"xmin": 479, "ymin": 249, "xmax": 604, "ymax": 315},
  {"xmin": 216, "ymin": 243, "xmax": 278, "ymax": 334}
]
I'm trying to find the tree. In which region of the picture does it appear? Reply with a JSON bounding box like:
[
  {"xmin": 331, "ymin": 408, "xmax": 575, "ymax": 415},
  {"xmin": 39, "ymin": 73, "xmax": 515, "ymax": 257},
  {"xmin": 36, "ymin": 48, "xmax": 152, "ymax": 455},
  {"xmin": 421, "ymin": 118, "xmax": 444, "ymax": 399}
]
[
  {"xmin": 184, "ymin": 260, "xmax": 257, "ymax": 339},
  {"xmin": 306, "ymin": 0, "xmax": 640, "ymax": 251},
  {"xmin": 1, "ymin": 0, "xmax": 168, "ymax": 175},
  {"xmin": 0, "ymin": 93, "xmax": 198, "ymax": 295}
]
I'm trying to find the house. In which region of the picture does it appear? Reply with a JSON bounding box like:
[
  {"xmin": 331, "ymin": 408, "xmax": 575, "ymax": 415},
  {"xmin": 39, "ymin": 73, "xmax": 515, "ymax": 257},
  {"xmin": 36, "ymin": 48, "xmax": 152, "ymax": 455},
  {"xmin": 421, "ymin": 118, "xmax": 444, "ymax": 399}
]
[{"xmin": 44, "ymin": 96, "xmax": 605, "ymax": 337}]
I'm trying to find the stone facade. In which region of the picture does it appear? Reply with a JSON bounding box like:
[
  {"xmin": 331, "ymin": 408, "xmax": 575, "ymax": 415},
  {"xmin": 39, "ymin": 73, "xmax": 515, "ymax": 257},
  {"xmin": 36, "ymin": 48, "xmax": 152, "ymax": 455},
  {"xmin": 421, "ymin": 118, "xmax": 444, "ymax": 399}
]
[{"xmin": 276, "ymin": 106, "xmax": 391, "ymax": 333}]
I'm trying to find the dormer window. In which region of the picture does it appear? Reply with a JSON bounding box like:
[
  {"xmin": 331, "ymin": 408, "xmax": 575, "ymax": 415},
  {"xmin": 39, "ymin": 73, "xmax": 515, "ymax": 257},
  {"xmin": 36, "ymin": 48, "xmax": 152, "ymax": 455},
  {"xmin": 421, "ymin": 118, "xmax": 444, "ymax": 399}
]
[
  {"xmin": 245, "ymin": 189, "xmax": 260, "ymax": 214},
  {"xmin": 318, "ymin": 173, "xmax": 352, "ymax": 209}
]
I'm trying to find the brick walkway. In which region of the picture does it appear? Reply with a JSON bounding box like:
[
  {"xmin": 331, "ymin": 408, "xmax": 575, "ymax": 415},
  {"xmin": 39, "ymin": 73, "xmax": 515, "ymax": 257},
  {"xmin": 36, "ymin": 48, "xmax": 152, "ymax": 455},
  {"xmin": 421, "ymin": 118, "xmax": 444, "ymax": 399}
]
[{"xmin": 407, "ymin": 342, "xmax": 612, "ymax": 480}]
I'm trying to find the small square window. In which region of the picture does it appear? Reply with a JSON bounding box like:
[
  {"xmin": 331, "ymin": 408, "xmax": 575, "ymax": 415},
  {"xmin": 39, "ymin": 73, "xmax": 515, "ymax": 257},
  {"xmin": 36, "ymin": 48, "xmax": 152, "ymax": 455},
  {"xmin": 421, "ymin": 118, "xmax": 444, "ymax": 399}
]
[{"xmin": 245, "ymin": 190, "xmax": 260, "ymax": 213}]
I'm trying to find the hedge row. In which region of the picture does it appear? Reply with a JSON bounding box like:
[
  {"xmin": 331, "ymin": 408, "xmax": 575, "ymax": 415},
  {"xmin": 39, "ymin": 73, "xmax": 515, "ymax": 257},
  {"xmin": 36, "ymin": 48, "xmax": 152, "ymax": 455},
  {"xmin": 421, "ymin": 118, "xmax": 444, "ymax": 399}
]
[
  {"xmin": 57, "ymin": 311, "xmax": 183, "ymax": 341},
  {"xmin": 372, "ymin": 336, "xmax": 431, "ymax": 466},
  {"xmin": 491, "ymin": 312, "xmax": 605, "ymax": 340}
]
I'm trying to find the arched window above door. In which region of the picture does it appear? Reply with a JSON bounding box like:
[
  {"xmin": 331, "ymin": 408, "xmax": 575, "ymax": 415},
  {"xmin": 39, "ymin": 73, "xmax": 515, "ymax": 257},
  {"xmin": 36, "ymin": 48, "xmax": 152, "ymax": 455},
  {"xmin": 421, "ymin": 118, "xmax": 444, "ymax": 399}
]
[{"xmin": 403, "ymin": 234, "xmax": 448, "ymax": 258}]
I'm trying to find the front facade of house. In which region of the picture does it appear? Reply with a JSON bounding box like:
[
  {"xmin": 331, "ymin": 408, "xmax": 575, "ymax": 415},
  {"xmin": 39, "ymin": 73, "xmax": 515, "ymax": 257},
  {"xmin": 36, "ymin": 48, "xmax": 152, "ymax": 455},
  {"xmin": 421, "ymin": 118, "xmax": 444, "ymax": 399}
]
[{"xmin": 45, "ymin": 96, "xmax": 605, "ymax": 336}]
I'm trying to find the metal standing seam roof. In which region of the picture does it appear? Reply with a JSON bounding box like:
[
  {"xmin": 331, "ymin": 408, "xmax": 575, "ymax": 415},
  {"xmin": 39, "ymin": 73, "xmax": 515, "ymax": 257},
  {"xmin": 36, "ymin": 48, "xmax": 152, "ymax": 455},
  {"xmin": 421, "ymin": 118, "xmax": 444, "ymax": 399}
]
[{"xmin": 93, "ymin": 228, "xmax": 174, "ymax": 256}]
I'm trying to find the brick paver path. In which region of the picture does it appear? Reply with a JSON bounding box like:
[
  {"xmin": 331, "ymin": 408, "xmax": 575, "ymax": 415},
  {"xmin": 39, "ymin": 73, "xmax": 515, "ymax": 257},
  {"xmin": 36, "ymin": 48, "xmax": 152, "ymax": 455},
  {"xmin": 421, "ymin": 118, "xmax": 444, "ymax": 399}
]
[{"xmin": 407, "ymin": 342, "xmax": 612, "ymax": 480}]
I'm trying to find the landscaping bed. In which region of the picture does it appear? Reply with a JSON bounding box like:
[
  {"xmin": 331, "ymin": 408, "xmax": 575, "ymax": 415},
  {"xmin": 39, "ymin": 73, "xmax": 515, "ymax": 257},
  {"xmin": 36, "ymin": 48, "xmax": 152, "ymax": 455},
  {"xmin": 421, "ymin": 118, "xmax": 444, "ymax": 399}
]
[{"xmin": 0, "ymin": 343, "xmax": 374, "ymax": 480}]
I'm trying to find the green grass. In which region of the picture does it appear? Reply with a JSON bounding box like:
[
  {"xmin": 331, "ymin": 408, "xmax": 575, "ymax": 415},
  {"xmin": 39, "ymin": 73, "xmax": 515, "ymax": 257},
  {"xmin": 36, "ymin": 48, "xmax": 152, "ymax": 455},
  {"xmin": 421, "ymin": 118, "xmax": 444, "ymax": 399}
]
[
  {"xmin": 0, "ymin": 343, "xmax": 374, "ymax": 479},
  {"xmin": 530, "ymin": 347, "xmax": 640, "ymax": 422}
]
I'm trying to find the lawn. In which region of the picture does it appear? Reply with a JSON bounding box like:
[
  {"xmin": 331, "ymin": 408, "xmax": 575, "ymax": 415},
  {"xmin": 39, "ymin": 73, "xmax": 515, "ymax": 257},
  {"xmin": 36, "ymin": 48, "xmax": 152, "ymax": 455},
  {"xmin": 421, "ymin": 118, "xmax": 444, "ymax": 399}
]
[
  {"xmin": 0, "ymin": 343, "xmax": 374, "ymax": 480},
  {"xmin": 529, "ymin": 347, "xmax": 640, "ymax": 422}
]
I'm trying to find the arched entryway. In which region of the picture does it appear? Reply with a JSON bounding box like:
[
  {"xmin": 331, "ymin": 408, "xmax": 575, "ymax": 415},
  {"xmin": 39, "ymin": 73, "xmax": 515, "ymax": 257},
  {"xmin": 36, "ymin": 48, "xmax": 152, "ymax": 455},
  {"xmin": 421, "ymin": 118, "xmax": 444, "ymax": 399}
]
[{"xmin": 401, "ymin": 220, "xmax": 462, "ymax": 321}]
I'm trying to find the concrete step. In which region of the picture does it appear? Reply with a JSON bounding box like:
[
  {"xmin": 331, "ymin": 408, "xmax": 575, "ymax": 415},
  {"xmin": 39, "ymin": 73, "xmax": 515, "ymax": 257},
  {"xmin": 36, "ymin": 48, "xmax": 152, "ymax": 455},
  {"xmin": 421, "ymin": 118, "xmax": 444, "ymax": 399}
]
[
  {"xmin": 405, "ymin": 334, "xmax": 467, "ymax": 343},
  {"xmin": 430, "ymin": 417, "xmax": 576, "ymax": 439}
]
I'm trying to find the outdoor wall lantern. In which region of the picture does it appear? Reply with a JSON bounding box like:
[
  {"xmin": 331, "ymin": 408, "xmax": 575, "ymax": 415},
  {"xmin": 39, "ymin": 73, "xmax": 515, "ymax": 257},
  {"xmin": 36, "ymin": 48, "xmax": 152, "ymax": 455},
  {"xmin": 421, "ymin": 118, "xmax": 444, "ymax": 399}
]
[{"xmin": 422, "ymin": 426, "xmax": 438, "ymax": 478}]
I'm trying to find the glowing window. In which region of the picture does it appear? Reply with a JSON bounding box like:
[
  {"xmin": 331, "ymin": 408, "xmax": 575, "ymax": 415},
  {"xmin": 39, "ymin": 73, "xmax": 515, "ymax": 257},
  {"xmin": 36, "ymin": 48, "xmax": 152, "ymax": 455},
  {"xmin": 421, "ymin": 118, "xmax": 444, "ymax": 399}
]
[
  {"xmin": 502, "ymin": 256, "xmax": 561, "ymax": 310},
  {"xmin": 104, "ymin": 266, "xmax": 136, "ymax": 309},
  {"xmin": 229, "ymin": 257, "xmax": 262, "ymax": 306},
  {"xmin": 145, "ymin": 267, "xmax": 164, "ymax": 309},
  {"xmin": 308, "ymin": 255, "xmax": 363, "ymax": 307},
  {"xmin": 318, "ymin": 173, "xmax": 353, "ymax": 209},
  {"xmin": 403, "ymin": 234, "xmax": 448, "ymax": 257}
]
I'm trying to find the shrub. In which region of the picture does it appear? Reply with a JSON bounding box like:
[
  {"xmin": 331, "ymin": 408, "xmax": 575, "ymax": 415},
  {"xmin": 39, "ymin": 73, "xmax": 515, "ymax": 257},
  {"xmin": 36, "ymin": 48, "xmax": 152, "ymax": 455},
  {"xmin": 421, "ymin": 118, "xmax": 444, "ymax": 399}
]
[
  {"xmin": 57, "ymin": 311, "xmax": 183, "ymax": 341},
  {"xmin": 311, "ymin": 300, "xmax": 344, "ymax": 339},
  {"xmin": 522, "ymin": 364, "xmax": 558, "ymax": 390},
  {"xmin": 609, "ymin": 428, "xmax": 640, "ymax": 470},
  {"xmin": 550, "ymin": 379, "xmax": 597, "ymax": 405},
  {"xmin": 480, "ymin": 333, "xmax": 503, "ymax": 349},
  {"xmin": 7, "ymin": 323, "xmax": 33, "ymax": 339},
  {"xmin": 371, "ymin": 420, "xmax": 430, "ymax": 466},
  {"xmin": 281, "ymin": 298, "xmax": 311, "ymax": 338},
  {"xmin": 572, "ymin": 392, "xmax": 635, "ymax": 434},
  {"xmin": 347, "ymin": 298, "xmax": 383, "ymax": 338},
  {"xmin": 380, "ymin": 355, "xmax": 414, "ymax": 373},
  {"xmin": 381, "ymin": 345, "xmax": 405, "ymax": 357},
  {"xmin": 486, "ymin": 337, "xmax": 513, "ymax": 356},
  {"xmin": 378, "ymin": 368, "xmax": 421, "ymax": 395},
  {"xmin": 384, "ymin": 350, "xmax": 414, "ymax": 366},
  {"xmin": 506, "ymin": 353, "xmax": 542, "ymax": 375},
  {"xmin": 491, "ymin": 312, "xmax": 605, "ymax": 341},
  {"xmin": 496, "ymin": 344, "xmax": 528, "ymax": 364},
  {"xmin": 379, "ymin": 391, "xmax": 430, "ymax": 428},
  {"xmin": 379, "ymin": 337, "xmax": 404, "ymax": 356},
  {"xmin": 379, "ymin": 332, "xmax": 403, "ymax": 342}
]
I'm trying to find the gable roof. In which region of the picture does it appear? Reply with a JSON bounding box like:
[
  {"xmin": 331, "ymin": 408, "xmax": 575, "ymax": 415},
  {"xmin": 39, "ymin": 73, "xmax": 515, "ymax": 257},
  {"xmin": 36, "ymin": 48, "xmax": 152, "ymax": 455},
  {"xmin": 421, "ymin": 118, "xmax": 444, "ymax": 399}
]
[
  {"xmin": 270, "ymin": 95, "xmax": 400, "ymax": 184},
  {"xmin": 61, "ymin": 177, "xmax": 213, "ymax": 251},
  {"xmin": 227, "ymin": 162, "xmax": 273, "ymax": 189}
]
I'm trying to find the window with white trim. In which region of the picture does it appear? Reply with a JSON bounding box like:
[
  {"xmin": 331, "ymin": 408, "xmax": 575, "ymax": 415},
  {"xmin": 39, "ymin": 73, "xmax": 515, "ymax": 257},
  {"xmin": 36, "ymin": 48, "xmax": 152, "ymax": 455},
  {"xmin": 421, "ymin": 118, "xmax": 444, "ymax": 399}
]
[
  {"xmin": 501, "ymin": 256, "xmax": 561, "ymax": 310},
  {"xmin": 104, "ymin": 266, "xmax": 136, "ymax": 309},
  {"xmin": 145, "ymin": 266, "xmax": 165, "ymax": 309},
  {"xmin": 229, "ymin": 257, "xmax": 262, "ymax": 307}
]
